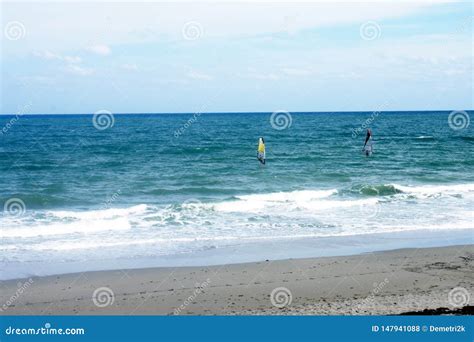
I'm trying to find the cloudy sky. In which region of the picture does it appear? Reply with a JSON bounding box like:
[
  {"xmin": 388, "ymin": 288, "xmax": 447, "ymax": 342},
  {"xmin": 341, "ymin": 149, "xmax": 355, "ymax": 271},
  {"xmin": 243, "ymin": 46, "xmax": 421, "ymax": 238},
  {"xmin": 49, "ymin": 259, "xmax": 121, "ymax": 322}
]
[{"xmin": 1, "ymin": 0, "xmax": 472, "ymax": 114}]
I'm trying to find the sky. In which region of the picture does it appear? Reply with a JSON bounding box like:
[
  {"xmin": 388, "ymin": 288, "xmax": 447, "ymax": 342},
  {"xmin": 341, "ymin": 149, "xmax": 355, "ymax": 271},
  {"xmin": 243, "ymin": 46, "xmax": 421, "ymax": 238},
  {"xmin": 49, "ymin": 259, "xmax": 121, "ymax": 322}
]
[{"xmin": 1, "ymin": 0, "xmax": 473, "ymax": 114}]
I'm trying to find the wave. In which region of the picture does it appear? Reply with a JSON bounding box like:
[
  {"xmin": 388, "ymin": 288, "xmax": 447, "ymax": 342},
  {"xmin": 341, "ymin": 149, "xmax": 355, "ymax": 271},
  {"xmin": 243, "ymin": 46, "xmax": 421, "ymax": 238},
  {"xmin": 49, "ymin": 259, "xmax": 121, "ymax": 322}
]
[
  {"xmin": 213, "ymin": 197, "xmax": 377, "ymax": 213},
  {"xmin": 458, "ymin": 136, "xmax": 474, "ymax": 142},
  {"xmin": 213, "ymin": 189, "xmax": 338, "ymax": 212},
  {"xmin": 355, "ymin": 184, "xmax": 403, "ymax": 196},
  {"xmin": 235, "ymin": 189, "xmax": 337, "ymax": 202},
  {"xmin": 2, "ymin": 184, "xmax": 472, "ymax": 240},
  {"xmin": 211, "ymin": 189, "xmax": 380, "ymax": 213},
  {"xmin": 390, "ymin": 183, "xmax": 474, "ymax": 199},
  {"xmin": 0, "ymin": 205, "xmax": 148, "ymax": 238},
  {"xmin": 353, "ymin": 183, "xmax": 474, "ymax": 198},
  {"xmin": 47, "ymin": 204, "xmax": 148, "ymax": 220},
  {"xmin": 415, "ymin": 135, "xmax": 435, "ymax": 140},
  {"xmin": 0, "ymin": 217, "xmax": 131, "ymax": 238},
  {"xmin": 2, "ymin": 222, "xmax": 471, "ymax": 253}
]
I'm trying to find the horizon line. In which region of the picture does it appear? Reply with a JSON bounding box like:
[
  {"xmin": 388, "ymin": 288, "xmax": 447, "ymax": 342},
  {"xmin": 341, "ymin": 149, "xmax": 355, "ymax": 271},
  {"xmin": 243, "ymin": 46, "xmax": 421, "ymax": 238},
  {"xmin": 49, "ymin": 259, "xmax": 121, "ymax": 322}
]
[{"xmin": 1, "ymin": 109, "xmax": 473, "ymax": 116}]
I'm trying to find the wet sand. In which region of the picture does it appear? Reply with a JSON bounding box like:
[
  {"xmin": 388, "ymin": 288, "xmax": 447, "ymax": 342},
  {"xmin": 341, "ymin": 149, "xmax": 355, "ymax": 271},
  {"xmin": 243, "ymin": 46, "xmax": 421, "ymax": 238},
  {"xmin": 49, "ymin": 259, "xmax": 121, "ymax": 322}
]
[{"xmin": 1, "ymin": 245, "xmax": 472, "ymax": 315}]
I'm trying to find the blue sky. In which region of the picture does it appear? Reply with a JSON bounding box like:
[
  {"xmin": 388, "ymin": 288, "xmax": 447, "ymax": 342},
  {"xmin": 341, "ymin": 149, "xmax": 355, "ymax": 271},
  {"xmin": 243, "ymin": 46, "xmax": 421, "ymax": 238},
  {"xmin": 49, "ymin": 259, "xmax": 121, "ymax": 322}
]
[{"xmin": 1, "ymin": 1, "xmax": 472, "ymax": 114}]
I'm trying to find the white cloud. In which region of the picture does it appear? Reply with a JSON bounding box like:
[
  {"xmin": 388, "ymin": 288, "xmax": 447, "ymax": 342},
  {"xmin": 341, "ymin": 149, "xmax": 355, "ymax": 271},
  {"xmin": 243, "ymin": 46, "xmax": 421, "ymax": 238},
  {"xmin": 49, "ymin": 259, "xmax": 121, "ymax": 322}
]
[
  {"xmin": 86, "ymin": 44, "xmax": 111, "ymax": 56},
  {"xmin": 281, "ymin": 67, "xmax": 313, "ymax": 76},
  {"xmin": 2, "ymin": 2, "xmax": 451, "ymax": 53},
  {"xmin": 65, "ymin": 64, "xmax": 94, "ymax": 76},
  {"xmin": 120, "ymin": 63, "xmax": 139, "ymax": 71},
  {"xmin": 18, "ymin": 75, "xmax": 56, "ymax": 85},
  {"xmin": 33, "ymin": 50, "xmax": 60, "ymax": 60},
  {"xmin": 242, "ymin": 71, "xmax": 280, "ymax": 81},
  {"xmin": 33, "ymin": 50, "xmax": 82, "ymax": 63},
  {"xmin": 187, "ymin": 70, "xmax": 213, "ymax": 81},
  {"xmin": 64, "ymin": 55, "xmax": 82, "ymax": 64}
]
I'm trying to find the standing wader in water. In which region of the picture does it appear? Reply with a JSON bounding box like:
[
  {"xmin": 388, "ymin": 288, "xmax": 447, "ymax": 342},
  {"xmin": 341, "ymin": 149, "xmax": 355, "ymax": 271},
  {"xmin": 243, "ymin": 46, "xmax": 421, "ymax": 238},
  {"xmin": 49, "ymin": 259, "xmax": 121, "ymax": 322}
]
[{"xmin": 257, "ymin": 137, "xmax": 266, "ymax": 164}]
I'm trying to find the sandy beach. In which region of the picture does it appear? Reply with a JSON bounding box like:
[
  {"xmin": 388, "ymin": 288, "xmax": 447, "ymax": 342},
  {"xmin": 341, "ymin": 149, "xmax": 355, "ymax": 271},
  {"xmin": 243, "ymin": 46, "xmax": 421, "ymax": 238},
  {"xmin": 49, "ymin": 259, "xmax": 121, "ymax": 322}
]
[{"xmin": 1, "ymin": 245, "xmax": 472, "ymax": 315}]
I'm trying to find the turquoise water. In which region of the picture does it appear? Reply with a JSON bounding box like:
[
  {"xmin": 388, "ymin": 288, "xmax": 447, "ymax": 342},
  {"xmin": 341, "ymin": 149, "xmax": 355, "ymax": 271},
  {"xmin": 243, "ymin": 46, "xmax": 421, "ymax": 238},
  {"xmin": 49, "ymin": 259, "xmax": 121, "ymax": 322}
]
[{"xmin": 1, "ymin": 111, "xmax": 473, "ymax": 278}]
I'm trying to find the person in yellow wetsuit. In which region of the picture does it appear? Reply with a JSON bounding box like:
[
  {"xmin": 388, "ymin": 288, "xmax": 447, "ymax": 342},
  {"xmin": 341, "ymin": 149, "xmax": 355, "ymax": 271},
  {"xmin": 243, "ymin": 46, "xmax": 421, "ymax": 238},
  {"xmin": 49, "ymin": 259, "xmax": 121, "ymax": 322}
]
[{"xmin": 257, "ymin": 137, "xmax": 266, "ymax": 165}]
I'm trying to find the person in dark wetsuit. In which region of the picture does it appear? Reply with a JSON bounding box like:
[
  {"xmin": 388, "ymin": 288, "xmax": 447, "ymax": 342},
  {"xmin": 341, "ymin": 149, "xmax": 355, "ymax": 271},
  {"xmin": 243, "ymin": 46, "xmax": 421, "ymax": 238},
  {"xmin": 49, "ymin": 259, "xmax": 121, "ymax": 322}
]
[{"xmin": 363, "ymin": 129, "xmax": 372, "ymax": 156}]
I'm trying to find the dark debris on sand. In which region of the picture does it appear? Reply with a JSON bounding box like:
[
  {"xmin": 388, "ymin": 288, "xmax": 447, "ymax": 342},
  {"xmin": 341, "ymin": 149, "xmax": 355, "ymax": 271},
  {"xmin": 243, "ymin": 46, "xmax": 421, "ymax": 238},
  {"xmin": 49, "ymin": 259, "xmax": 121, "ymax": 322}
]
[{"xmin": 400, "ymin": 306, "xmax": 473, "ymax": 316}]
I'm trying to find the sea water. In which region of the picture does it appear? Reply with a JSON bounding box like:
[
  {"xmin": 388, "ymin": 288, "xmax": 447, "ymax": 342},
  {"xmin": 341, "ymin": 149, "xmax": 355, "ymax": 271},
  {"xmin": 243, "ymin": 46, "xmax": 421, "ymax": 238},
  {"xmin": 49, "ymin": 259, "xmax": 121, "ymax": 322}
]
[{"xmin": 1, "ymin": 112, "xmax": 473, "ymax": 278}]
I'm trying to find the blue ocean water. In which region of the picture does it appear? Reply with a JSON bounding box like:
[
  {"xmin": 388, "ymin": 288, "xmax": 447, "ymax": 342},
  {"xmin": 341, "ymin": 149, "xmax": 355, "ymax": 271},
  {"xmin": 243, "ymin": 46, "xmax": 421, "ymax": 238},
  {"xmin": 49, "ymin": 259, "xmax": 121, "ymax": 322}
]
[{"xmin": 1, "ymin": 111, "xmax": 473, "ymax": 278}]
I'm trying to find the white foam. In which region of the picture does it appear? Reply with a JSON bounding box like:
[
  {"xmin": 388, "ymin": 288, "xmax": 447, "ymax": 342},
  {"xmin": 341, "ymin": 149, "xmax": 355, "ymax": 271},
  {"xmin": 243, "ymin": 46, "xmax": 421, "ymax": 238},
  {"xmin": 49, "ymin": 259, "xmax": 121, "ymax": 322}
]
[
  {"xmin": 390, "ymin": 183, "xmax": 474, "ymax": 199},
  {"xmin": 236, "ymin": 189, "xmax": 337, "ymax": 202},
  {"xmin": 0, "ymin": 218, "xmax": 131, "ymax": 238},
  {"xmin": 3, "ymin": 220, "xmax": 471, "ymax": 253},
  {"xmin": 212, "ymin": 184, "xmax": 471, "ymax": 213},
  {"xmin": 214, "ymin": 189, "xmax": 338, "ymax": 213},
  {"xmin": 299, "ymin": 198, "xmax": 378, "ymax": 211},
  {"xmin": 1, "ymin": 184, "xmax": 472, "ymax": 259},
  {"xmin": 0, "ymin": 204, "xmax": 150, "ymax": 238},
  {"xmin": 48, "ymin": 204, "xmax": 148, "ymax": 220}
]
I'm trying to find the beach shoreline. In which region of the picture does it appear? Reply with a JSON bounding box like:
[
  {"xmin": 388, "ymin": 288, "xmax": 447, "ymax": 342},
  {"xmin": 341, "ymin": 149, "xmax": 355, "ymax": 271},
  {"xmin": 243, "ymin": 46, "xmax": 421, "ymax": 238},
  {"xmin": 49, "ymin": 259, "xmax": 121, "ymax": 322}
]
[
  {"xmin": 1, "ymin": 245, "xmax": 472, "ymax": 315},
  {"xmin": 3, "ymin": 228, "xmax": 472, "ymax": 281}
]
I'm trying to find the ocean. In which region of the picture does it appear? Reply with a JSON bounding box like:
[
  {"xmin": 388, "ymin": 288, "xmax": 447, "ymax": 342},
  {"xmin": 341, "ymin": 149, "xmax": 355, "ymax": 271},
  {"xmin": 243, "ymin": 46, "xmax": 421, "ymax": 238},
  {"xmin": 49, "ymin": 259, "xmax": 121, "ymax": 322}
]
[{"xmin": 1, "ymin": 111, "xmax": 473, "ymax": 279}]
